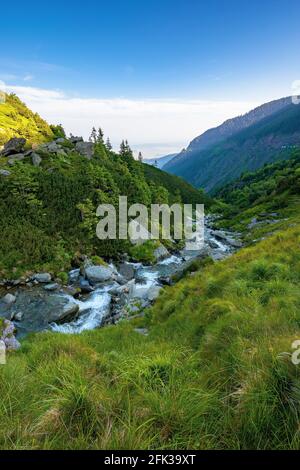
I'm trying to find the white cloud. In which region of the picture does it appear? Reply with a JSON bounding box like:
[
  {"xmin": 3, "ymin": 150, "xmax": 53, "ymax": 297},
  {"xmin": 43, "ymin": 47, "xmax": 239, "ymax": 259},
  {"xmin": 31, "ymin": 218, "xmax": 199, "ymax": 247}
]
[{"xmin": 5, "ymin": 84, "xmax": 259, "ymax": 157}]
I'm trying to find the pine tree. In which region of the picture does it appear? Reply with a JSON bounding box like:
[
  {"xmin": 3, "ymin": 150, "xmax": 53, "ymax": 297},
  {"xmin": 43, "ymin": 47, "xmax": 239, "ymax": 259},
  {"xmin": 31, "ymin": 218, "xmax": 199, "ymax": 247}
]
[
  {"xmin": 96, "ymin": 127, "xmax": 104, "ymax": 144},
  {"xmin": 120, "ymin": 140, "xmax": 127, "ymax": 155},
  {"xmin": 106, "ymin": 137, "xmax": 112, "ymax": 151},
  {"xmin": 89, "ymin": 127, "xmax": 97, "ymax": 143}
]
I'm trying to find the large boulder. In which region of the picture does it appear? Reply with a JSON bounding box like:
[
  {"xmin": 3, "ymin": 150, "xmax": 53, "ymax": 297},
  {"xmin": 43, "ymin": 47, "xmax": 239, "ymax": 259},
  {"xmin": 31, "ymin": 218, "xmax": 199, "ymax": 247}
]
[
  {"xmin": 84, "ymin": 265, "xmax": 114, "ymax": 284},
  {"xmin": 1, "ymin": 138, "xmax": 26, "ymax": 156},
  {"xmin": 7, "ymin": 154, "xmax": 25, "ymax": 165},
  {"xmin": 118, "ymin": 262, "xmax": 135, "ymax": 280},
  {"xmin": 75, "ymin": 141, "xmax": 95, "ymax": 159},
  {"xmin": 2, "ymin": 293, "xmax": 16, "ymax": 305},
  {"xmin": 153, "ymin": 244, "xmax": 170, "ymax": 261},
  {"xmin": 33, "ymin": 273, "xmax": 52, "ymax": 283},
  {"xmin": 48, "ymin": 301, "xmax": 80, "ymax": 324}
]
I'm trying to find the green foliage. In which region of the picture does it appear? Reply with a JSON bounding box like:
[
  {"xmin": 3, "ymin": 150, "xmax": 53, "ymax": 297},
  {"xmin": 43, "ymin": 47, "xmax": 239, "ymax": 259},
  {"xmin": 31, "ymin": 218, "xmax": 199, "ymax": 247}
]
[
  {"xmin": 128, "ymin": 240, "xmax": 159, "ymax": 264},
  {"xmin": 50, "ymin": 124, "xmax": 66, "ymax": 139},
  {"xmin": 0, "ymin": 93, "xmax": 54, "ymax": 145},
  {"xmin": 0, "ymin": 134, "xmax": 206, "ymax": 277}
]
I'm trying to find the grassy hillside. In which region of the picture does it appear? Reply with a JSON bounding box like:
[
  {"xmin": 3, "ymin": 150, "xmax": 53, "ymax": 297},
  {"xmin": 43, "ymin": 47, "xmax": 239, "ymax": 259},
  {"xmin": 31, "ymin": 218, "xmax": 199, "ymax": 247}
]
[
  {"xmin": 0, "ymin": 94, "xmax": 54, "ymax": 146},
  {"xmin": 165, "ymin": 102, "xmax": 300, "ymax": 193},
  {"xmin": 0, "ymin": 196, "xmax": 299, "ymax": 449}
]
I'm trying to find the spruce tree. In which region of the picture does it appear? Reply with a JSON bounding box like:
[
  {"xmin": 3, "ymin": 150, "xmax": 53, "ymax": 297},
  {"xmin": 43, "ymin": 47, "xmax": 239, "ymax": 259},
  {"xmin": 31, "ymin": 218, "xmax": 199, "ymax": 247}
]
[{"xmin": 89, "ymin": 127, "xmax": 97, "ymax": 143}]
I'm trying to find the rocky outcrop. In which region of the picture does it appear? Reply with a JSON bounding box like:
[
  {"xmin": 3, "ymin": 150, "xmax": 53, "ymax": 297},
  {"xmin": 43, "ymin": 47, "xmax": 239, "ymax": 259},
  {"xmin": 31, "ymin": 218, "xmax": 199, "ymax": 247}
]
[
  {"xmin": 75, "ymin": 141, "xmax": 95, "ymax": 159},
  {"xmin": 0, "ymin": 137, "xmax": 26, "ymax": 156}
]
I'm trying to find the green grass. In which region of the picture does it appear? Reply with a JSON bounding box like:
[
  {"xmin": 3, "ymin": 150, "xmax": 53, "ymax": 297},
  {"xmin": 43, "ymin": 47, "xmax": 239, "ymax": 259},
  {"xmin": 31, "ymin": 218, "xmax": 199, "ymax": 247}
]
[
  {"xmin": 0, "ymin": 94, "xmax": 53, "ymax": 145},
  {"xmin": 1, "ymin": 213, "xmax": 300, "ymax": 449}
]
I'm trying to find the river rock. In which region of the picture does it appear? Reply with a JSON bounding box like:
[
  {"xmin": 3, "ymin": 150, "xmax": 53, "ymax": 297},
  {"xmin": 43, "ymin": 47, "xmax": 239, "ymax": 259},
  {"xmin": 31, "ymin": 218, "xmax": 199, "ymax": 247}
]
[
  {"xmin": 43, "ymin": 283, "xmax": 59, "ymax": 291},
  {"xmin": 153, "ymin": 244, "xmax": 169, "ymax": 261},
  {"xmin": 33, "ymin": 273, "xmax": 52, "ymax": 283},
  {"xmin": 75, "ymin": 141, "xmax": 95, "ymax": 159},
  {"xmin": 2, "ymin": 293, "xmax": 16, "ymax": 305},
  {"xmin": 1, "ymin": 137, "xmax": 26, "ymax": 156},
  {"xmin": 84, "ymin": 265, "xmax": 114, "ymax": 284},
  {"xmin": 118, "ymin": 262, "xmax": 135, "ymax": 280},
  {"xmin": 48, "ymin": 301, "xmax": 80, "ymax": 324},
  {"xmin": 79, "ymin": 277, "xmax": 94, "ymax": 293},
  {"xmin": 147, "ymin": 285, "xmax": 162, "ymax": 301},
  {"xmin": 13, "ymin": 311, "xmax": 24, "ymax": 321}
]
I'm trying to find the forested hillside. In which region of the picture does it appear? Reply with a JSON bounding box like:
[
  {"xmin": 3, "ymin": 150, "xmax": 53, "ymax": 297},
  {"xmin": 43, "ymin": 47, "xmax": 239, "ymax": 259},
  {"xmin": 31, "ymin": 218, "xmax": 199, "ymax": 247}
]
[
  {"xmin": 165, "ymin": 99, "xmax": 300, "ymax": 193},
  {"xmin": 0, "ymin": 95, "xmax": 206, "ymax": 279}
]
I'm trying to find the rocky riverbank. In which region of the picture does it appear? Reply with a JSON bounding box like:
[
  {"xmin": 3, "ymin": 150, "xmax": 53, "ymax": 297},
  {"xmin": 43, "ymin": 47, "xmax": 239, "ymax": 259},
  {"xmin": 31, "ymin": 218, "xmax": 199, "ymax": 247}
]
[{"xmin": 0, "ymin": 217, "xmax": 242, "ymax": 348}]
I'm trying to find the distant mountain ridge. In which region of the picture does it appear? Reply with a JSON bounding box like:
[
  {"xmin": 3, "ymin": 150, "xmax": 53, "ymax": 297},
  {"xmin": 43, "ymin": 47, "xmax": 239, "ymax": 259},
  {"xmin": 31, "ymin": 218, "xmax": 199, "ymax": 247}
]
[
  {"xmin": 164, "ymin": 96, "xmax": 300, "ymax": 192},
  {"xmin": 144, "ymin": 153, "xmax": 177, "ymax": 169}
]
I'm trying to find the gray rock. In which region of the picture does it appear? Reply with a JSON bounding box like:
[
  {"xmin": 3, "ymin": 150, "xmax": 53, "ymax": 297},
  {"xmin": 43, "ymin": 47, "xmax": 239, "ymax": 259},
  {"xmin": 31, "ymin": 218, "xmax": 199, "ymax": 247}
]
[
  {"xmin": 2, "ymin": 293, "xmax": 16, "ymax": 305},
  {"xmin": 0, "ymin": 169, "xmax": 11, "ymax": 177},
  {"xmin": 118, "ymin": 262, "xmax": 135, "ymax": 280},
  {"xmin": 153, "ymin": 244, "xmax": 169, "ymax": 261},
  {"xmin": 33, "ymin": 273, "xmax": 52, "ymax": 283},
  {"xmin": 13, "ymin": 311, "xmax": 24, "ymax": 321},
  {"xmin": 1, "ymin": 137, "xmax": 26, "ymax": 156},
  {"xmin": 75, "ymin": 141, "xmax": 95, "ymax": 159},
  {"xmin": 43, "ymin": 283, "xmax": 59, "ymax": 291},
  {"xmin": 147, "ymin": 285, "xmax": 162, "ymax": 301},
  {"xmin": 31, "ymin": 152, "xmax": 42, "ymax": 167},
  {"xmin": 55, "ymin": 138, "xmax": 67, "ymax": 144},
  {"xmin": 70, "ymin": 136, "xmax": 83, "ymax": 144},
  {"xmin": 84, "ymin": 265, "xmax": 114, "ymax": 284},
  {"xmin": 48, "ymin": 302, "xmax": 80, "ymax": 324},
  {"xmin": 79, "ymin": 277, "xmax": 94, "ymax": 293},
  {"xmin": 46, "ymin": 142, "xmax": 61, "ymax": 153},
  {"xmin": 208, "ymin": 239, "xmax": 219, "ymax": 249},
  {"xmin": 7, "ymin": 154, "xmax": 25, "ymax": 165}
]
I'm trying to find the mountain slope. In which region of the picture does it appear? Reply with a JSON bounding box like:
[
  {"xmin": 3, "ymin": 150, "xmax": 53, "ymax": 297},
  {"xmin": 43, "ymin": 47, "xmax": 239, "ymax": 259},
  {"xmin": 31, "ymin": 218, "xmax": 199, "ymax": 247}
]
[
  {"xmin": 165, "ymin": 99, "xmax": 300, "ymax": 193},
  {"xmin": 1, "ymin": 171, "xmax": 300, "ymax": 449},
  {"xmin": 0, "ymin": 93, "xmax": 54, "ymax": 146}
]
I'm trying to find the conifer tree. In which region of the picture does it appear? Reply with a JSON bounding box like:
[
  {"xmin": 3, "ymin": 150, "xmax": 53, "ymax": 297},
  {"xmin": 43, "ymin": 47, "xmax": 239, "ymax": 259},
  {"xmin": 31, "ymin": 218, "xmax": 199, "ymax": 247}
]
[
  {"xmin": 106, "ymin": 137, "xmax": 112, "ymax": 151},
  {"xmin": 89, "ymin": 127, "xmax": 97, "ymax": 143}
]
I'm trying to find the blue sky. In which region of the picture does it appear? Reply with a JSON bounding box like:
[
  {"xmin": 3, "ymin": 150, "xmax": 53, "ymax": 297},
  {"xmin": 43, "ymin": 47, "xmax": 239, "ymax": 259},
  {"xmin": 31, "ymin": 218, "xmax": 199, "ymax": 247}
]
[{"xmin": 1, "ymin": 0, "xmax": 300, "ymax": 156}]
